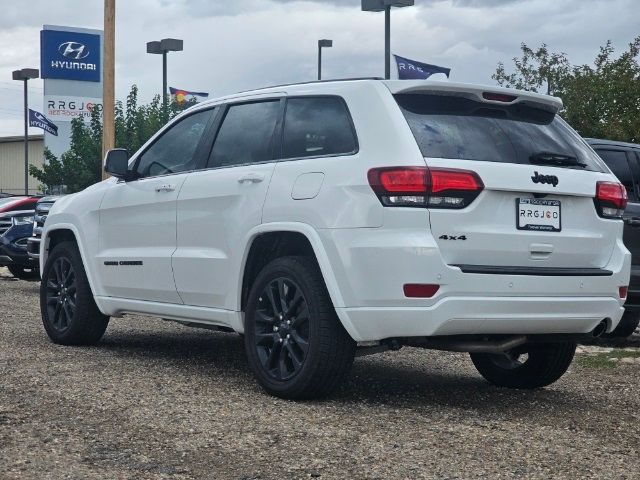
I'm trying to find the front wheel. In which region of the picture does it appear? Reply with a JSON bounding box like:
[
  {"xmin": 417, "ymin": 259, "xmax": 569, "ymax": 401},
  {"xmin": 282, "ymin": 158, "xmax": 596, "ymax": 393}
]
[
  {"xmin": 244, "ymin": 256, "xmax": 355, "ymax": 399},
  {"xmin": 7, "ymin": 264, "xmax": 39, "ymax": 281},
  {"xmin": 40, "ymin": 241, "xmax": 109, "ymax": 345},
  {"xmin": 470, "ymin": 342, "xmax": 576, "ymax": 389}
]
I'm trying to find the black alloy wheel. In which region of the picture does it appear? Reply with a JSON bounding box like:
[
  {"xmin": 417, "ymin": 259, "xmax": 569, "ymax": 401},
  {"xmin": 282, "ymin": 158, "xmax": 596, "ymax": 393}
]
[
  {"xmin": 44, "ymin": 257, "xmax": 77, "ymax": 332},
  {"xmin": 254, "ymin": 277, "xmax": 310, "ymax": 381}
]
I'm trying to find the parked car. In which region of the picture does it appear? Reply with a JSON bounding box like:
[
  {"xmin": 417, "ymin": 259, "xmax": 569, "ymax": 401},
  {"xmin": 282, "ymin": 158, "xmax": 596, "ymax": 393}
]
[
  {"xmin": 587, "ymin": 138, "xmax": 640, "ymax": 338},
  {"xmin": 39, "ymin": 79, "xmax": 630, "ymax": 399},
  {"xmin": 27, "ymin": 196, "xmax": 62, "ymax": 265},
  {"xmin": 0, "ymin": 196, "xmax": 40, "ymax": 280}
]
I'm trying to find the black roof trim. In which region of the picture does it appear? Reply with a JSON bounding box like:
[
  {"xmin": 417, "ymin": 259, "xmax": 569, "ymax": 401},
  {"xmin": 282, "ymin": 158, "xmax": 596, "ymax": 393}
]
[{"xmin": 585, "ymin": 138, "xmax": 640, "ymax": 149}]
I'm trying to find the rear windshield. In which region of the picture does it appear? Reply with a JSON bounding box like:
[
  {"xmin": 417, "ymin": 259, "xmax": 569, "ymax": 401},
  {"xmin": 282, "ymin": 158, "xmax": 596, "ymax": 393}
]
[{"xmin": 395, "ymin": 93, "xmax": 605, "ymax": 172}]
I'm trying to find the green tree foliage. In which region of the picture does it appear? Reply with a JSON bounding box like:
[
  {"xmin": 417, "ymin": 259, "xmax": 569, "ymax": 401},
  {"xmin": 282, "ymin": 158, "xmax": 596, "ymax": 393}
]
[
  {"xmin": 30, "ymin": 85, "xmax": 195, "ymax": 193},
  {"xmin": 493, "ymin": 37, "xmax": 640, "ymax": 143}
]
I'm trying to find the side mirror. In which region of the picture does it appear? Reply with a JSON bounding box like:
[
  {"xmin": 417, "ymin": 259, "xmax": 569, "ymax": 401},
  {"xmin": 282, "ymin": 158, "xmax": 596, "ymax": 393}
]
[{"xmin": 104, "ymin": 148, "xmax": 130, "ymax": 179}]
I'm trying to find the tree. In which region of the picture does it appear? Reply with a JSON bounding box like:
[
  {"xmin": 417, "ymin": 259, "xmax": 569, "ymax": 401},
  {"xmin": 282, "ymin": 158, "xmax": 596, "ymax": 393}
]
[
  {"xmin": 30, "ymin": 85, "xmax": 195, "ymax": 193},
  {"xmin": 493, "ymin": 37, "xmax": 640, "ymax": 143}
]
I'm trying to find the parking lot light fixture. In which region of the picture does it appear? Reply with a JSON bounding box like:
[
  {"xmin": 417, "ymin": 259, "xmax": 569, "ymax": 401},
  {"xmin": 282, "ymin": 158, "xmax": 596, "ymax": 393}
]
[
  {"xmin": 146, "ymin": 38, "xmax": 184, "ymax": 111},
  {"xmin": 318, "ymin": 39, "xmax": 333, "ymax": 81},
  {"xmin": 12, "ymin": 68, "xmax": 39, "ymax": 195},
  {"xmin": 361, "ymin": 0, "xmax": 415, "ymax": 79}
]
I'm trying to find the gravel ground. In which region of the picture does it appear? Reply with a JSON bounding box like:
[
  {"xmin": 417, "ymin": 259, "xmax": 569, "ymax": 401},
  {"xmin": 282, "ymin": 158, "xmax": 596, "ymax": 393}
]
[{"xmin": 1, "ymin": 266, "xmax": 640, "ymax": 480}]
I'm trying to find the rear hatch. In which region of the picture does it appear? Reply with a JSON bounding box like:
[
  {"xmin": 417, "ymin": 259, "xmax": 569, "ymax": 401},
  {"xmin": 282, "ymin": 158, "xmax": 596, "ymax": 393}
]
[{"xmin": 390, "ymin": 82, "xmax": 623, "ymax": 272}]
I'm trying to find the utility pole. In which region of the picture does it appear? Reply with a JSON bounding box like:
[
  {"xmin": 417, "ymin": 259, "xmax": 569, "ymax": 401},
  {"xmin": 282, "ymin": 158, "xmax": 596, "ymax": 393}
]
[
  {"xmin": 12, "ymin": 68, "xmax": 39, "ymax": 195},
  {"xmin": 102, "ymin": 0, "xmax": 116, "ymax": 180}
]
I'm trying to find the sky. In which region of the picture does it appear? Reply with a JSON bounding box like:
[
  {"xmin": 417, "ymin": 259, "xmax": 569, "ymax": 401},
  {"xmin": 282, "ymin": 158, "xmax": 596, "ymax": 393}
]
[{"xmin": 0, "ymin": 0, "xmax": 637, "ymax": 136}]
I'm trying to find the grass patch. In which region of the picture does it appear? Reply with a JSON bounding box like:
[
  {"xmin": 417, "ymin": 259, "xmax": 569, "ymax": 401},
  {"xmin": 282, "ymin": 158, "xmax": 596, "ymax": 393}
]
[
  {"xmin": 576, "ymin": 349, "xmax": 640, "ymax": 369},
  {"xmin": 577, "ymin": 354, "xmax": 617, "ymax": 369}
]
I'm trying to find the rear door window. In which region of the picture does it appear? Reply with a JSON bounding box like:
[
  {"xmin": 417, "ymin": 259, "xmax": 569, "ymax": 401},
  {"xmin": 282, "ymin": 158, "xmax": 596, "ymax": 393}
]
[
  {"xmin": 282, "ymin": 96, "xmax": 357, "ymax": 159},
  {"xmin": 395, "ymin": 93, "xmax": 604, "ymax": 172}
]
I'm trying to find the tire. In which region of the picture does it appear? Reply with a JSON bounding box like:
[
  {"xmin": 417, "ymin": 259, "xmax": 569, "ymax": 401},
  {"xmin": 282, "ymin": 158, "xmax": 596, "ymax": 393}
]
[
  {"xmin": 244, "ymin": 256, "xmax": 356, "ymax": 399},
  {"xmin": 470, "ymin": 342, "xmax": 576, "ymax": 389},
  {"xmin": 602, "ymin": 311, "xmax": 640, "ymax": 339},
  {"xmin": 7, "ymin": 264, "xmax": 39, "ymax": 281},
  {"xmin": 40, "ymin": 241, "xmax": 109, "ymax": 345}
]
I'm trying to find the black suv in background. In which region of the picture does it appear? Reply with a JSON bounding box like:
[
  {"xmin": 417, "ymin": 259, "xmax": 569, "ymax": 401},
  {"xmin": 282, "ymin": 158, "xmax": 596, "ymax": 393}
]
[{"xmin": 588, "ymin": 138, "xmax": 640, "ymax": 337}]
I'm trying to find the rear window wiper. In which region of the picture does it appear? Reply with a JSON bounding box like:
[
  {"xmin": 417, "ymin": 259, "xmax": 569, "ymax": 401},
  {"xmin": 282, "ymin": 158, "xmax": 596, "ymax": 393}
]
[{"xmin": 529, "ymin": 152, "xmax": 587, "ymax": 168}]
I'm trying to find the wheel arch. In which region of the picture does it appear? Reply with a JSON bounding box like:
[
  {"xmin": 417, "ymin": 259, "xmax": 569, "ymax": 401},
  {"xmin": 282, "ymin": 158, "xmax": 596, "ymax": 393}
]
[
  {"xmin": 41, "ymin": 224, "xmax": 99, "ymax": 298},
  {"xmin": 238, "ymin": 223, "xmax": 346, "ymax": 317}
]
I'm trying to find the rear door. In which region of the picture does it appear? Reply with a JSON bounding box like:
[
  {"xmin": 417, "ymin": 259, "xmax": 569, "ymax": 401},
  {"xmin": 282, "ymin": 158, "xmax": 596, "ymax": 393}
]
[
  {"xmin": 395, "ymin": 92, "xmax": 619, "ymax": 271},
  {"xmin": 173, "ymin": 99, "xmax": 282, "ymax": 309}
]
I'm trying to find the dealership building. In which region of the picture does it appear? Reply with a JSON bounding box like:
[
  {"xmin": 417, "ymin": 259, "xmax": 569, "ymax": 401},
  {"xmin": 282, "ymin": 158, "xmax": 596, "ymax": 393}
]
[{"xmin": 0, "ymin": 135, "xmax": 44, "ymax": 195}]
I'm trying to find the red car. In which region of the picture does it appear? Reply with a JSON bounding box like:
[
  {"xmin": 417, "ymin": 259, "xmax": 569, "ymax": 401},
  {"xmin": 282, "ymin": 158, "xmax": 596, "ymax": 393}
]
[{"xmin": 0, "ymin": 196, "xmax": 40, "ymax": 235}]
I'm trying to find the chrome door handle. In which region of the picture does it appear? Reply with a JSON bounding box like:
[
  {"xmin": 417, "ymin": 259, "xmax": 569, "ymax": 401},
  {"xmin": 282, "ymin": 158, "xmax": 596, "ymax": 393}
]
[
  {"xmin": 155, "ymin": 184, "xmax": 175, "ymax": 192},
  {"xmin": 238, "ymin": 173, "xmax": 265, "ymax": 184}
]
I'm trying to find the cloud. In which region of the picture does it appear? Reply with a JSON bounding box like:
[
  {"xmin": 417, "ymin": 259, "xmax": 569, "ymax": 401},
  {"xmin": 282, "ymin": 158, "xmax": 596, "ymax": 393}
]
[{"xmin": 0, "ymin": 0, "xmax": 637, "ymax": 137}]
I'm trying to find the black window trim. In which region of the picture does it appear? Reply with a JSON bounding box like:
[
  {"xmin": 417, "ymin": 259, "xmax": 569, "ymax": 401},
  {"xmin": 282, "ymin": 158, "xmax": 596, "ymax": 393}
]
[
  {"xmin": 277, "ymin": 94, "xmax": 359, "ymax": 164},
  {"xmin": 125, "ymin": 105, "xmax": 219, "ymax": 182},
  {"xmin": 203, "ymin": 97, "xmax": 286, "ymax": 171}
]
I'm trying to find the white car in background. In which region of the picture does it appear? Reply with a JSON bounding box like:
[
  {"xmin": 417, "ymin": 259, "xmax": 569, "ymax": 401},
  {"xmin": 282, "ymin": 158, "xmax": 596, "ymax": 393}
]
[{"xmin": 38, "ymin": 79, "xmax": 630, "ymax": 399}]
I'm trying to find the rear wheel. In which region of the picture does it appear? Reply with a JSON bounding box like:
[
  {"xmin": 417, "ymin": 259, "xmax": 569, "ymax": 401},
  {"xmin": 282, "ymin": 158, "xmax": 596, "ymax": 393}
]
[
  {"xmin": 602, "ymin": 312, "xmax": 639, "ymax": 339},
  {"xmin": 40, "ymin": 241, "xmax": 109, "ymax": 345},
  {"xmin": 470, "ymin": 342, "xmax": 576, "ymax": 389},
  {"xmin": 244, "ymin": 256, "xmax": 355, "ymax": 399},
  {"xmin": 7, "ymin": 264, "xmax": 39, "ymax": 281}
]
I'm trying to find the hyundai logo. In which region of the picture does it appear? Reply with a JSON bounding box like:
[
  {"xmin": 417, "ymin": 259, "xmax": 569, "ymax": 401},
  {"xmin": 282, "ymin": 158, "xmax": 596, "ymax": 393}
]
[{"xmin": 58, "ymin": 42, "xmax": 89, "ymax": 60}]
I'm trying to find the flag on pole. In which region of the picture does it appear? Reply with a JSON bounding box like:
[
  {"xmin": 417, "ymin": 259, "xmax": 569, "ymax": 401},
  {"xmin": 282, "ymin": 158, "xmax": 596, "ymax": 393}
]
[
  {"xmin": 169, "ymin": 87, "xmax": 209, "ymax": 105},
  {"xmin": 394, "ymin": 55, "xmax": 451, "ymax": 80},
  {"xmin": 28, "ymin": 109, "xmax": 58, "ymax": 136}
]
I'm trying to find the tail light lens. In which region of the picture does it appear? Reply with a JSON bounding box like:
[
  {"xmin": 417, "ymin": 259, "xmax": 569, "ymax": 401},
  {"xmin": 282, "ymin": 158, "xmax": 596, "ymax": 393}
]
[
  {"xmin": 368, "ymin": 167, "xmax": 483, "ymax": 209},
  {"xmin": 595, "ymin": 181, "xmax": 627, "ymax": 219}
]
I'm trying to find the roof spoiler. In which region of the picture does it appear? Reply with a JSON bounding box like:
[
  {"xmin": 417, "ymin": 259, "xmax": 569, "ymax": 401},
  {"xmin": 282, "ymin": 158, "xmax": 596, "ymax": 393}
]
[{"xmin": 385, "ymin": 80, "xmax": 563, "ymax": 114}]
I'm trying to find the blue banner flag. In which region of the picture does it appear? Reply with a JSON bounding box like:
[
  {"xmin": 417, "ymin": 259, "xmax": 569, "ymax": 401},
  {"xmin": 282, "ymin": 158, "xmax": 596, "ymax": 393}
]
[
  {"xmin": 29, "ymin": 109, "xmax": 58, "ymax": 136},
  {"xmin": 169, "ymin": 87, "xmax": 209, "ymax": 105},
  {"xmin": 394, "ymin": 55, "xmax": 451, "ymax": 80}
]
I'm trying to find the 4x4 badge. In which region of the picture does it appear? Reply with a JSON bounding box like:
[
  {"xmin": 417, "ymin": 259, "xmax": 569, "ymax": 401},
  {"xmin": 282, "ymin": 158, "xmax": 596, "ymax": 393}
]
[{"xmin": 531, "ymin": 171, "xmax": 558, "ymax": 187}]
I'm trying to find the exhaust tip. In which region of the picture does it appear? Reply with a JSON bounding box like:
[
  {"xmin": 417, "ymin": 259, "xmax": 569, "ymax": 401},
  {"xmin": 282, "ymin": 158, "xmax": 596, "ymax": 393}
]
[{"xmin": 592, "ymin": 320, "xmax": 608, "ymax": 338}]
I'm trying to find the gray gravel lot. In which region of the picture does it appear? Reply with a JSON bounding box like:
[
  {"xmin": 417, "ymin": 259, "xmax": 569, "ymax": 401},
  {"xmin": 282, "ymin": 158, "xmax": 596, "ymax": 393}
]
[{"xmin": 1, "ymin": 266, "xmax": 640, "ymax": 480}]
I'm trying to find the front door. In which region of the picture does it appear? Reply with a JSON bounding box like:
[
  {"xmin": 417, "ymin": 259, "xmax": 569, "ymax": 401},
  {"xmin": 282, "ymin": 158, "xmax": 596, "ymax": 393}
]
[{"xmin": 97, "ymin": 108, "xmax": 216, "ymax": 303}]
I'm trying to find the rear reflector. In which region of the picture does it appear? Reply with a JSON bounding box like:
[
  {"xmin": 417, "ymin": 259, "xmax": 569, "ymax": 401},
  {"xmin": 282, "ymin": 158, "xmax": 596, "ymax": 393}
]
[
  {"xmin": 368, "ymin": 167, "xmax": 483, "ymax": 209},
  {"xmin": 619, "ymin": 286, "xmax": 628, "ymax": 299},
  {"xmin": 482, "ymin": 92, "xmax": 517, "ymax": 103},
  {"xmin": 403, "ymin": 284, "xmax": 440, "ymax": 298},
  {"xmin": 595, "ymin": 181, "xmax": 627, "ymax": 219}
]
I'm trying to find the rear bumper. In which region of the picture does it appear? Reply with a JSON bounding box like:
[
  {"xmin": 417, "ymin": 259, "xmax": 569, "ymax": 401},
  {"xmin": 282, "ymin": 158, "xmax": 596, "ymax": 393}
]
[
  {"xmin": 338, "ymin": 296, "xmax": 625, "ymax": 342},
  {"xmin": 317, "ymin": 227, "xmax": 630, "ymax": 342}
]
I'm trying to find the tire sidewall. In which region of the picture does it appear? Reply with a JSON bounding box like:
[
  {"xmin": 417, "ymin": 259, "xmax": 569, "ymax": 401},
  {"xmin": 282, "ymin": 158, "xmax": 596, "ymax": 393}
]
[
  {"xmin": 40, "ymin": 242, "xmax": 96, "ymax": 343},
  {"xmin": 244, "ymin": 258, "xmax": 328, "ymax": 396}
]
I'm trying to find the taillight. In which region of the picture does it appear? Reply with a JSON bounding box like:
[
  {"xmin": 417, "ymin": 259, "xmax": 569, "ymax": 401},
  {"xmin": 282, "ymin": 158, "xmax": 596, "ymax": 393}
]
[
  {"xmin": 595, "ymin": 181, "xmax": 627, "ymax": 219},
  {"xmin": 368, "ymin": 167, "xmax": 483, "ymax": 209}
]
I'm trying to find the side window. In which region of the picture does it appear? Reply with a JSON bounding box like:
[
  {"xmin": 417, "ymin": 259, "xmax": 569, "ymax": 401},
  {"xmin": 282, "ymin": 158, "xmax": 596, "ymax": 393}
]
[
  {"xmin": 208, "ymin": 101, "xmax": 280, "ymax": 168},
  {"xmin": 135, "ymin": 109, "xmax": 214, "ymax": 178},
  {"xmin": 282, "ymin": 97, "xmax": 357, "ymax": 159},
  {"xmin": 595, "ymin": 149, "xmax": 637, "ymax": 201}
]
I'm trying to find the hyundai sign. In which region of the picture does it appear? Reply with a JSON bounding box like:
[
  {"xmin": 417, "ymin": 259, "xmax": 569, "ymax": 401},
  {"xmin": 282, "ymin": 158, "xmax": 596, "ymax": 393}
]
[{"xmin": 40, "ymin": 30, "xmax": 101, "ymax": 82}]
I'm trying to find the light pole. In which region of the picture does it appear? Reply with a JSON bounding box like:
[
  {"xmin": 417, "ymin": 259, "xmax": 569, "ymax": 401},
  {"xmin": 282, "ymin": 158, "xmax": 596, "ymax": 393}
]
[
  {"xmin": 318, "ymin": 39, "xmax": 333, "ymax": 81},
  {"xmin": 12, "ymin": 68, "xmax": 39, "ymax": 195},
  {"xmin": 146, "ymin": 38, "xmax": 184, "ymax": 113},
  {"xmin": 361, "ymin": 0, "xmax": 414, "ymax": 79}
]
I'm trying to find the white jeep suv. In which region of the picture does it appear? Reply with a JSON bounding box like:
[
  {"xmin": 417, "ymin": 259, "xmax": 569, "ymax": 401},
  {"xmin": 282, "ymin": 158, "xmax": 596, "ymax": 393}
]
[{"xmin": 39, "ymin": 79, "xmax": 630, "ymax": 399}]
